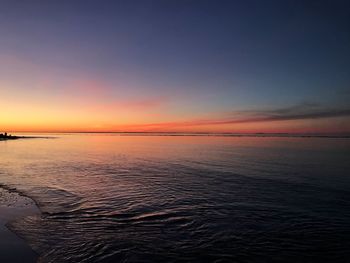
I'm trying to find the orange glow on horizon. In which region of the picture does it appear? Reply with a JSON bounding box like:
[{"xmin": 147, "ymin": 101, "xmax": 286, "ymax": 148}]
[
  {"xmin": 2, "ymin": 114, "xmax": 350, "ymax": 134},
  {"xmin": 1, "ymin": 58, "xmax": 349, "ymax": 135}
]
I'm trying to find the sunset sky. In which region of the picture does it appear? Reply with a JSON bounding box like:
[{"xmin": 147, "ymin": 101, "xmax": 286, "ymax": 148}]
[{"xmin": 1, "ymin": 0, "xmax": 350, "ymax": 133}]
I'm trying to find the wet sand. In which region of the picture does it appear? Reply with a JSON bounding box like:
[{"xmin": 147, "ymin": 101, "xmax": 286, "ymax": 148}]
[{"xmin": 0, "ymin": 187, "xmax": 39, "ymax": 263}]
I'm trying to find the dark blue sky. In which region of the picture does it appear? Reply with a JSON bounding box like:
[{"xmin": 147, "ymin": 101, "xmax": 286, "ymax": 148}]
[{"xmin": 1, "ymin": 0, "xmax": 350, "ymax": 132}]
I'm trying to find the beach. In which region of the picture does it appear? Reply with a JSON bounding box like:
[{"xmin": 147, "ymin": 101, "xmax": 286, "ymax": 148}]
[{"xmin": 0, "ymin": 187, "xmax": 39, "ymax": 263}]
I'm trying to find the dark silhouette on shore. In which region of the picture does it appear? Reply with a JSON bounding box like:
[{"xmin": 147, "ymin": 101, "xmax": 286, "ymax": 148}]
[
  {"xmin": 0, "ymin": 133, "xmax": 53, "ymax": 141},
  {"xmin": 0, "ymin": 132, "xmax": 20, "ymax": 140}
]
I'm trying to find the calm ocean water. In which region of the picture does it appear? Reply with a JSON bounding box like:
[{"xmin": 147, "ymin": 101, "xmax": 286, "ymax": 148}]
[{"xmin": 0, "ymin": 134, "xmax": 350, "ymax": 262}]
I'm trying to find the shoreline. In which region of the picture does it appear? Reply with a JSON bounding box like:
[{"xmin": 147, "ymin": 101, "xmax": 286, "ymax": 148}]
[
  {"xmin": 0, "ymin": 137, "xmax": 21, "ymax": 141},
  {"xmin": 0, "ymin": 186, "xmax": 40, "ymax": 263}
]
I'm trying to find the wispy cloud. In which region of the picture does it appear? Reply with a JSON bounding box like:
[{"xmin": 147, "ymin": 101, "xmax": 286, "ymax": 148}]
[
  {"xmin": 230, "ymin": 103, "xmax": 350, "ymax": 123},
  {"xmin": 120, "ymin": 103, "xmax": 350, "ymax": 131}
]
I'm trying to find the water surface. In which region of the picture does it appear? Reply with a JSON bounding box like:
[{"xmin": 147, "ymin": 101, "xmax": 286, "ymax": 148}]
[{"xmin": 0, "ymin": 134, "xmax": 350, "ymax": 262}]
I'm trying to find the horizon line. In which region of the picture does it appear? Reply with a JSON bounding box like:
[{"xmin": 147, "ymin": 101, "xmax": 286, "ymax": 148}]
[{"xmin": 4, "ymin": 131, "xmax": 350, "ymax": 138}]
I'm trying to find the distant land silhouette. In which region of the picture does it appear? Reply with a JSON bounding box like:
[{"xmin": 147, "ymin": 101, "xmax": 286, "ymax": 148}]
[{"xmin": 0, "ymin": 132, "xmax": 20, "ymax": 140}]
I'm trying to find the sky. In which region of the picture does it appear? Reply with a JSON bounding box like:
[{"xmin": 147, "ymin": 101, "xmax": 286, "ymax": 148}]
[{"xmin": 1, "ymin": 0, "xmax": 350, "ymax": 133}]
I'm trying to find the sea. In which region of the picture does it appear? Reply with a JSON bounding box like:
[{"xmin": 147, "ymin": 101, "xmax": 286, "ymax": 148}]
[{"xmin": 0, "ymin": 133, "xmax": 349, "ymax": 262}]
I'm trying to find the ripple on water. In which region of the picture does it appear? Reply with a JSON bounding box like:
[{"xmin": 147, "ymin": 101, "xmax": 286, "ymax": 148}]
[{"xmin": 1, "ymin": 135, "xmax": 350, "ymax": 262}]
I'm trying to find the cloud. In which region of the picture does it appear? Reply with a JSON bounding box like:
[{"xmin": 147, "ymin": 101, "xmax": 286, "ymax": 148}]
[
  {"xmin": 230, "ymin": 103, "xmax": 350, "ymax": 123},
  {"xmin": 120, "ymin": 103, "xmax": 350, "ymax": 131}
]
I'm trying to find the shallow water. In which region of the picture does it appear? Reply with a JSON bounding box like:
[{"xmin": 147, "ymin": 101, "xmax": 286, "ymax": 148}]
[
  {"xmin": 0, "ymin": 187, "xmax": 38, "ymax": 263},
  {"xmin": 0, "ymin": 134, "xmax": 350, "ymax": 262}
]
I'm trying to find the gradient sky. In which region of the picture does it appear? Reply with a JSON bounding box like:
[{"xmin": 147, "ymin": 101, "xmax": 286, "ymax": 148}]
[{"xmin": 1, "ymin": 0, "xmax": 350, "ymax": 133}]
